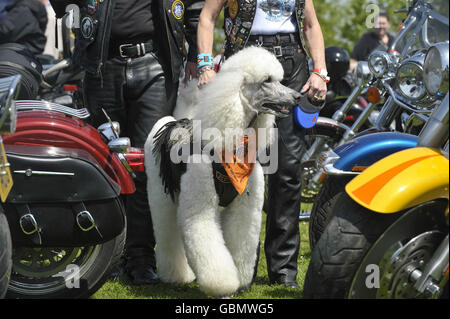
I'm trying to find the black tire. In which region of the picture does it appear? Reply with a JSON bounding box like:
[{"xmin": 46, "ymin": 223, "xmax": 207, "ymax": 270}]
[
  {"xmin": 6, "ymin": 225, "xmax": 126, "ymax": 299},
  {"xmin": 309, "ymin": 175, "xmax": 353, "ymax": 249},
  {"xmin": 303, "ymin": 193, "xmax": 401, "ymax": 299},
  {"xmin": 0, "ymin": 209, "xmax": 12, "ymax": 299}
]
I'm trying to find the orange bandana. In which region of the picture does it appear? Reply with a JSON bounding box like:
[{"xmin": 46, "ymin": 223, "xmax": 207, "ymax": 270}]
[{"xmin": 220, "ymin": 134, "xmax": 256, "ymax": 195}]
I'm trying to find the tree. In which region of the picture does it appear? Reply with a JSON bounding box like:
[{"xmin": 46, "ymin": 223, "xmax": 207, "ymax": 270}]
[
  {"xmin": 318, "ymin": 0, "xmax": 406, "ymax": 54},
  {"xmin": 313, "ymin": 0, "xmax": 344, "ymax": 49}
]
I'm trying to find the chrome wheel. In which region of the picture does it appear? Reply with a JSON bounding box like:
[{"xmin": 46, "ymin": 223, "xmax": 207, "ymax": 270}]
[
  {"xmin": 376, "ymin": 231, "xmax": 443, "ymax": 298},
  {"xmin": 348, "ymin": 201, "xmax": 447, "ymax": 298}
]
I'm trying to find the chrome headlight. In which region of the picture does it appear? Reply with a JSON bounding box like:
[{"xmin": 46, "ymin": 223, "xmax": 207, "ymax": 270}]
[
  {"xmin": 368, "ymin": 51, "xmax": 393, "ymax": 78},
  {"xmin": 423, "ymin": 42, "xmax": 449, "ymax": 96},
  {"xmin": 396, "ymin": 53, "xmax": 427, "ymax": 101},
  {"xmin": 355, "ymin": 61, "xmax": 372, "ymax": 85}
]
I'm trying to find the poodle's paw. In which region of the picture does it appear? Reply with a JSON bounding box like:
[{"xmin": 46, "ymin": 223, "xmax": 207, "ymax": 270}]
[
  {"xmin": 156, "ymin": 261, "xmax": 196, "ymax": 284},
  {"xmin": 158, "ymin": 269, "xmax": 196, "ymax": 285},
  {"xmin": 158, "ymin": 269, "xmax": 195, "ymax": 285},
  {"xmin": 198, "ymin": 269, "xmax": 240, "ymax": 297},
  {"xmin": 235, "ymin": 266, "xmax": 256, "ymax": 289}
]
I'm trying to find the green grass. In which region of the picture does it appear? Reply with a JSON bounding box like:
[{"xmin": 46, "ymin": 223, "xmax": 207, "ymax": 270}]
[{"xmin": 92, "ymin": 213, "xmax": 311, "ymax": 299}]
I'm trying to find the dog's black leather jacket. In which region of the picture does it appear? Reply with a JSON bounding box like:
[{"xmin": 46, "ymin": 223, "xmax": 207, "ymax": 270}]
[
  {"xmin": 50, "ymin": 0, "xmax": 202, "ymax": 81},
  {"xmin": 223, "ymin": 0, "xmax": 306, "ymax": 57}
]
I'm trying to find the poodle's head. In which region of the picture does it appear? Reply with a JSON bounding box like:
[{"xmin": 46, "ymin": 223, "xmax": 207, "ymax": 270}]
[{"xmin": 220, "ymin": 46, "xmax": 301, "ymax": 117}]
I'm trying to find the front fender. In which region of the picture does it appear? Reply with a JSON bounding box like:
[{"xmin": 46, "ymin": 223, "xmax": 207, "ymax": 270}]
[
  {"xmin": 333, "ymin": 132, "xmax": 418, "ymax": 172},
  {"xmin": 346, "ymin": 147, "xmax": 449, "ymax": 213}
]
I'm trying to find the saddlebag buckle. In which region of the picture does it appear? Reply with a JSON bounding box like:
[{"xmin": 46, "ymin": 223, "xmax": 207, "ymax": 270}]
[
  {"xmin": 19, "ymin": 213, "xmax": 39, "ymax": 235},
  {"xmin": 19, "ymin": 211, "xmax": 43, "ymax": 245},
  {"xmin": 76, "ymin": 209, "xmax": 103, "ymax": 239},
  {"xmin": 76, "ymin": 210, "xmax": 96, "ymax": 232}
]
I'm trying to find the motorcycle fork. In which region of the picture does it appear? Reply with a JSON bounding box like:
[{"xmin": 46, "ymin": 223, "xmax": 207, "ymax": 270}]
[
  {"xmin": 411, "ymin": 234, "xmax": 449, "ymax": 298},
  {"xmin": 301, "ymin": 136, "xmax": 327, "ymax": 163},
  {"xmin": 302, "ymin": 136, "xmax": 330, "ymax": 192},
  {"xmin": 338, "ymin": 98, "xmax": 383, "ymax": 147},
  {"xmin": 332, "ymin": 83, "xmax": 367, "ymax": 122},
  {"xmin": 375, "ymin": 97, "xmax": 401, "ymax": 130}
]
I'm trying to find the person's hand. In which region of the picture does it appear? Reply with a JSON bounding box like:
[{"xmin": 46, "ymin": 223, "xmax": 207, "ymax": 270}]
[
  {"xmin": 182, "ymin": 61, "xmax": 198, "ymax": 88},
  {"xmin": 301, "ymin": 73, "xmax": 327, "ymax": 102},
  {"xmin": 198, "ymin": 68, "xmax": 216, "ymax": 88}
]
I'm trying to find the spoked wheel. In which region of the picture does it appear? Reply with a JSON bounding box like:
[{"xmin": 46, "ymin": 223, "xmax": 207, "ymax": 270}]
[
  {"xmin": 304, "ymin": 195, "xmax": 448, "ymax": 299},
  {"xmin": 7, "ymin": 228, "xmax": 125, "ymax": 299}
]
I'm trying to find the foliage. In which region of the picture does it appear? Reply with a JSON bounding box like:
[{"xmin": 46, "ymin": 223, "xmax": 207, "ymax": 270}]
[
  {"xmin": 213, "ymin": 10, "xmax": 225, "ymax": 55},
  {"xmin": 316, "ymin": 0, "xmax": 406, "ymax": 54}
]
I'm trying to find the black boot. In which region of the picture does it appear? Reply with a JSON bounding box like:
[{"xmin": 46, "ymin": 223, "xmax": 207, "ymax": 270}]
[{"xmin": 124, "ymin": 172, "xmax": 159, "ymax": 285}]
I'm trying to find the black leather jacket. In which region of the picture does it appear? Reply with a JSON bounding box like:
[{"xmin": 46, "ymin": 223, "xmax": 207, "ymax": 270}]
[{"xmin": 50, "ymin": 0, "xmax": 202, "ymax": 82}]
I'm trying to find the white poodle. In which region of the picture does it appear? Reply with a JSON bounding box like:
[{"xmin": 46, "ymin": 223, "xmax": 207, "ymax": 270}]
[{"xmin": 144, "ymin": 47, "xmax": 301, "ymax": 297}]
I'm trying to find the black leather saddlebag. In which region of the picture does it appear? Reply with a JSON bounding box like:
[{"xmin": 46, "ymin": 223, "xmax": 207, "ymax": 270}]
[{"xmin": 3, "ymin": 145, "xmax": 126, "ymax": 247}]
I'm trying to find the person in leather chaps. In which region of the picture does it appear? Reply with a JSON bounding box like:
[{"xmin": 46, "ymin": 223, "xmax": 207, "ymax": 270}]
[
  {"xmin": 50, "ymin": 0, "xmax": 203, "ymax": 285},
  {"xmin": 198, "ymin": 0, "xmax": 328, "ymax": 288}
]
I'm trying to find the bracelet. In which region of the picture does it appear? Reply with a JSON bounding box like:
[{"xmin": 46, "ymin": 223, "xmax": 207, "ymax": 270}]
[
  {"xmin": 312, "ymin": 72, "xmax": 330, "ymax": 83},
  {"xmin": 197, "ymin": 65, "xmax": 213, "ymax": 77},
  {"xmin": 197, "ymin": 53, "xmax": 214, "ymax": 69}
]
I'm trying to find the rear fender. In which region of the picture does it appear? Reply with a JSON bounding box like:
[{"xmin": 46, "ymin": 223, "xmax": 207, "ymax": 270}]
[
  {"xmin": 345, "ymin": 147, "xmax": 449, "ymax": 213},
  {"xmin": 3, "ymin": 111, "xmax": 135, "ymax": 194}
]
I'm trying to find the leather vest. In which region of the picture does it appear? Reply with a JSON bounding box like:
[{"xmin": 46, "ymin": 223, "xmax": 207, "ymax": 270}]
[
  {"xmin": 223, "ymin": 0, "xmax": 306, "ymax": 57},
  {"xmin": 50, "ymin": 0, "xmax": 201, "ymax": 81}
]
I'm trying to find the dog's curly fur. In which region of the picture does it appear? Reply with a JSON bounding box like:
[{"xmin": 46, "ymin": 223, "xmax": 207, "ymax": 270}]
[{"xmin": 144, "ymin": 47, "xmax": 299, "ymax": 296}]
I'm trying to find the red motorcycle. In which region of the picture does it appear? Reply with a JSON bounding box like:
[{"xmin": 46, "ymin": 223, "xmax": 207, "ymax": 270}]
[{"xmin": 1, "ymin": 97, "xmax": 144, "ymax": 298}]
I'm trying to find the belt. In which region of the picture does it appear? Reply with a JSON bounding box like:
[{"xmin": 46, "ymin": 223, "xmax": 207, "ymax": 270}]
[
  {"xmin": 248, "ymin": 33, "xmax": 299, "ymax": 45},
  {"xmin": 247, "ymin": 33, "xmax": 301, "ymax": 57},
  {"xmin": 110, "ymin": 41, "xmax": 154, "ymax": 59},
  {"xmin": 264, "ymin": 46, "xmax": 298, "ymax": 58}
]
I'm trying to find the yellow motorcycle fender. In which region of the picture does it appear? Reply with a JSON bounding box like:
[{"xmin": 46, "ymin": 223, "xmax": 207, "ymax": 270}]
[{"xmin": 346, "ymin": 147, "xmax": 449, "ymax": 213}]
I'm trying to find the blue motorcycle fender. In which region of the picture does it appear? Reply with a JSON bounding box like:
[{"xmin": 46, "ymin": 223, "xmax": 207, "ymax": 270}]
[{"xmin": 332, "ymin": 132, "xmax": 418, "ymax": 172}]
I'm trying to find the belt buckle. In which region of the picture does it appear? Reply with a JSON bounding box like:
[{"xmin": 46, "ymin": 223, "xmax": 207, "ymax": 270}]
[
  {"xmin": 273, "ymin": 46, "xmax": 282, "ymax": 57},
  {"xmin": 119, "ymin": 43, "xmax": 133, "ymax": 58}
]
